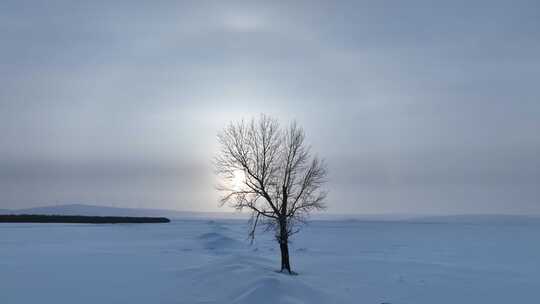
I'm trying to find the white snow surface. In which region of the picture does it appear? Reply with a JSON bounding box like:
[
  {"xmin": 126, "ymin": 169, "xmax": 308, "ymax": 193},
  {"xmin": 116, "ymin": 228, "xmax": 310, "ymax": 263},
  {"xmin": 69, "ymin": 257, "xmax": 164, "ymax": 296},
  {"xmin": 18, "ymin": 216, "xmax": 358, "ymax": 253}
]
[{"xmin": 1, "ymin": 218, "xmax": 539, "ymax": 303}]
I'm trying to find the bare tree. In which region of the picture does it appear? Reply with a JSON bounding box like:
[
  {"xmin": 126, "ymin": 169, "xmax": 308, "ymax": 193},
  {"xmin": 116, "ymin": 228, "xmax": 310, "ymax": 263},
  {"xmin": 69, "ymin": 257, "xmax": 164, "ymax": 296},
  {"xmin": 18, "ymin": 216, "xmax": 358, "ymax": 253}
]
[{"xmin": 214, "ymin": 114, "xmax": 328, "ymax": 274}]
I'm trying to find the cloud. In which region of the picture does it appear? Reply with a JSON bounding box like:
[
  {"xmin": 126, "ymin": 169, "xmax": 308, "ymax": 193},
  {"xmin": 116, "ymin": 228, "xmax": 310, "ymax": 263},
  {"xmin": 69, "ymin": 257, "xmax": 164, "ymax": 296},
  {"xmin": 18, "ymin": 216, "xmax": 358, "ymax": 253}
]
[{"xmin": 1, "ymin": 0, "xmax": 539, "ymax": 213}]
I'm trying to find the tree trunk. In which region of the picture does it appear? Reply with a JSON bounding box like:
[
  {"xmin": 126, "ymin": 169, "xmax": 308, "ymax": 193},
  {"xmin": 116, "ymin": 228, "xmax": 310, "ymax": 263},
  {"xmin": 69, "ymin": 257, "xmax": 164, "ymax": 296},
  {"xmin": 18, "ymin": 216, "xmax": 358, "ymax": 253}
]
[
  {"xmin": 279, "ymin": 218, "xmax": 292, "ymax": 274},
  {"xmin": 279, "ymin": 240, "xmax": 291, "ymax": 273}
]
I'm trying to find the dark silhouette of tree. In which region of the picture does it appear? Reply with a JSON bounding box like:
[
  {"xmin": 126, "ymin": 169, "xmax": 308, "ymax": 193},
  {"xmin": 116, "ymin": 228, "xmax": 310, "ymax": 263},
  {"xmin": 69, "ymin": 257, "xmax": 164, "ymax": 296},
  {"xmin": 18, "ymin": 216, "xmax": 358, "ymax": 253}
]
[{"xmin": 214, "ymin": 114, "xmax": 328, "ymax": 274}]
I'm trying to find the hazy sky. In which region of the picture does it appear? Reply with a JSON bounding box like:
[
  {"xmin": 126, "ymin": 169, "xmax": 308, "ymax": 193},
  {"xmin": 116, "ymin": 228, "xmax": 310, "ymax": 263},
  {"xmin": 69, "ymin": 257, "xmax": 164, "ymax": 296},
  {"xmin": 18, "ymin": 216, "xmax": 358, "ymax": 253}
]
[{"xmin": 1, "ymin": 0, "xmax": 539, "ymax": 214}]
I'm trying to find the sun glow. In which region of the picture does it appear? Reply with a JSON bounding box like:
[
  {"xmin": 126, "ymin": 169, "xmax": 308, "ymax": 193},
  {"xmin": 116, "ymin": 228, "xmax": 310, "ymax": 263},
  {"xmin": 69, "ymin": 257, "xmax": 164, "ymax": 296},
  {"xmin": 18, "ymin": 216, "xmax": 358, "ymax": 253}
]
[{"xmin": 231, "ymin": 170, "xmax": 246, "ymax": 191}]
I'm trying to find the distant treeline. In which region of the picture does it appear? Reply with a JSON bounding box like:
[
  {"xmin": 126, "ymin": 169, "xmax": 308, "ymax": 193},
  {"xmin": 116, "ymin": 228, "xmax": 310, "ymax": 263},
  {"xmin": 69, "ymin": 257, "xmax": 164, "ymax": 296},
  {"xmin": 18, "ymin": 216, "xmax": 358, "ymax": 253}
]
[{"xmin": 0, "ymin": 214, "xmax": 170, "ymax": 224}]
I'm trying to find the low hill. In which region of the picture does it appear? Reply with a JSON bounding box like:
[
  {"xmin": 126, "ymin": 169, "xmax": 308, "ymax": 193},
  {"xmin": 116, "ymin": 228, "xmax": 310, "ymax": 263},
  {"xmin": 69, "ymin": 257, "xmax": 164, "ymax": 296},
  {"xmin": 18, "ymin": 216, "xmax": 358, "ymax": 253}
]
[{"xmin": 0, "ymin": 204, "xmax": 247, "ymax": 219}]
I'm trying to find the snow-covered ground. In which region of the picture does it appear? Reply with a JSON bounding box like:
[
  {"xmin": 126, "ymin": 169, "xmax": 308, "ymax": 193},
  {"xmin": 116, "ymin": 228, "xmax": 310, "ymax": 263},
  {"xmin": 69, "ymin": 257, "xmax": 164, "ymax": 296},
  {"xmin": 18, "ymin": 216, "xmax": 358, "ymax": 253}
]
[{"xmin": 1, "ymin": 218, "xmax": 539, "ymax": 303}]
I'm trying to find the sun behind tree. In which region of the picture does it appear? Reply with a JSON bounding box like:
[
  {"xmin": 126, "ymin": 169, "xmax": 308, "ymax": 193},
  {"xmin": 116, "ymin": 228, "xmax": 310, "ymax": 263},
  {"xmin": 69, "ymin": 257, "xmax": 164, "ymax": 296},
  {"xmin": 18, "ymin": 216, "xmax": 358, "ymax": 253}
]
[
  {"xmin": 230, "ymin": 169, "xmax": 246, "ymax": 192},
  {"xmin": 214, "ymin": 114, "xmax": 328, "ymax": 274}
]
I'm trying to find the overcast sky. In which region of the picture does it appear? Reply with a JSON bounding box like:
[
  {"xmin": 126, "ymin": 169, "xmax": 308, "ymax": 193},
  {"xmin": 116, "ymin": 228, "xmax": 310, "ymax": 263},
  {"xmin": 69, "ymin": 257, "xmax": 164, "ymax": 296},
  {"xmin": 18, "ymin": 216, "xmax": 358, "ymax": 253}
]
[{"xmin": 1, "ymin": 0, "xmax": 539, "ymax": 214}]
